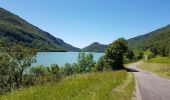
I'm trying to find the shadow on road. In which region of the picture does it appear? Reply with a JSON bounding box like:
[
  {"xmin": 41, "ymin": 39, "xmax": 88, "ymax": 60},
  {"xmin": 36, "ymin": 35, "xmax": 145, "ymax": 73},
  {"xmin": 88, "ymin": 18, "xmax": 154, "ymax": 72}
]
[{"xmin": 125, "ymin": 68, "xmax": 140, "ymax": 72}]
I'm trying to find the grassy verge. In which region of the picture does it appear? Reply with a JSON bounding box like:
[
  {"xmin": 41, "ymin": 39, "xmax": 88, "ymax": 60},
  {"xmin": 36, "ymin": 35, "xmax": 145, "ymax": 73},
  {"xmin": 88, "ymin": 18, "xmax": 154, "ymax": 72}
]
[
  {"xmin": 146, "ymin": 57, "xmax": 170, "ymax": 64},
  {"xmin": 0, "ymin": 70, "xmax": 134, "ymax": 100},
  {"xmin": 138, "ymin": 62, "xmax": 170, "ymax": 79}
]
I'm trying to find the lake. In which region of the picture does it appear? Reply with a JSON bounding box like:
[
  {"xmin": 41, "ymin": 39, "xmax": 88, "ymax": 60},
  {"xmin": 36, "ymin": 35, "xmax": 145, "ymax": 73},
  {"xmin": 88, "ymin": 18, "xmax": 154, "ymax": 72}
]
[{"xmin": 33, "ymin": 52, "xmax": 104, "ymax": 67}]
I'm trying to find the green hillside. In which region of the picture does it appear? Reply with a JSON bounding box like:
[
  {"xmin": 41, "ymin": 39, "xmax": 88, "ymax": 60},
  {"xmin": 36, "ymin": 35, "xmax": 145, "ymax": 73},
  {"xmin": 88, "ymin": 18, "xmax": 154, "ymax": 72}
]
[
  {"xmin": 0, "ymin": 7, "xmax": 80, "ymax": 52},
  {"xmin": 82, "ymin": 42, "xmax": 107, "ymax": 53},
  {"xmin": 128, "ymin": 25, "xmax": 170, "ymax": 51}
]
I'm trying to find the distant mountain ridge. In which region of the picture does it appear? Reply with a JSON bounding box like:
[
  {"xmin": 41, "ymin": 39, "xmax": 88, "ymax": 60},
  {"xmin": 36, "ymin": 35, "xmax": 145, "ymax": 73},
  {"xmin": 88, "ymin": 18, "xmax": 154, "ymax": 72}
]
[
  {"xmin": 0, "ymin": 7, "xmax": 80, "ymax": 52},
  {"xmin": 127, "ymin": 24, "xmax": 170, "ymax": 50},
  {"xmin": 82, "ymin": 42, "xmax": 107, "ymax": 53}
]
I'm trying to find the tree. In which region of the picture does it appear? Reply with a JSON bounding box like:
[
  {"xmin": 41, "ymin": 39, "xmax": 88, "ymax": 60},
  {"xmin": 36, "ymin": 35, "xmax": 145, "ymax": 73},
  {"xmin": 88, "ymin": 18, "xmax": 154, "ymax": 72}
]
[
  {"xmin": 150, "ymin": 44, "xmax": 169, "ymax": 57},
  {"xmin": 150, "ymin": 46, "xmax": 159, "ymax": 55},
  {"xmin": 105, "ymin": 38, "xmax": 128, "ymax": 70},
  {"xmin": 9, "ymin": 45, "xmax": 37, "ymax": 88},
  {"xmin": 126, "ymin": 50, "xmax": 134, "ymax": 62},
  {"xmin": 77, "ymin": 52, "xmax": 95, "ymax": 72},
  {"xmin": 137, "ymin": 51, "xmax": 144, "ymax": 60}
]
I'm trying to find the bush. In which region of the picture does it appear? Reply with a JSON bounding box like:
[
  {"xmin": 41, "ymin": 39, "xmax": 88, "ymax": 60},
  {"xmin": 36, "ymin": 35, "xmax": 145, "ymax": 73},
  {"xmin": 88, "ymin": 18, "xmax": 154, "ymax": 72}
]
[
  {"xmin": 61, "ymin": 63, "xmax": 77, "ymax": 76},
  {"xmin": 30, "ymin": 65, "xmax": 49, "ymax": 77},
  {"xmin": 94, "ymin": 55, "xmax": 110, "ymax": 71},
  {"xmin": 48, "ymin": 64, "xmax": 61, "ymax": 81},
  {"xmin": 0, "ymin": 53, "xmax": 17, "ymax": 93},
  {"xmin": 9, "ymin": 44, "xmax": 37, "ymax": 88},
  {"xmin": 136, "ymin": 52, "xmax": 144, "ymax": 60},
  {"xmin": 61, "ymin": 52, "xmax": 95, "ymax": 75},
  {"xmin": 148, "ymin": 53, "xmax": 156, "ymax": 60}
]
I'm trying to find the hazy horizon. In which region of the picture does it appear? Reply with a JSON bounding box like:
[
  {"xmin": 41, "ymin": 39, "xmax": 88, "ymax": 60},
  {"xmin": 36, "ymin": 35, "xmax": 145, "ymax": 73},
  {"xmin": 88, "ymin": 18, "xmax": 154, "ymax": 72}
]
[{"xmin": 0, "ymin": 0, "xmax": 170, "ymax": 48}]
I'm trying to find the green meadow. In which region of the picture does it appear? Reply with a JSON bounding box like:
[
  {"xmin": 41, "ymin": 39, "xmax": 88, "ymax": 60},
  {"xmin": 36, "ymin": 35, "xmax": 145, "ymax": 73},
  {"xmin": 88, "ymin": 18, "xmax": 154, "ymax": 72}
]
[
  {"xmin": 138, "ymin": 57, "xmax": 170, "ymax": 79},
  {"xmin": 146, "ymin": 57, "xmax": 170, "ymax": 64},
  {"xmin": 0, "ymin": 70, "xmax": 134, "ymax": 100}
]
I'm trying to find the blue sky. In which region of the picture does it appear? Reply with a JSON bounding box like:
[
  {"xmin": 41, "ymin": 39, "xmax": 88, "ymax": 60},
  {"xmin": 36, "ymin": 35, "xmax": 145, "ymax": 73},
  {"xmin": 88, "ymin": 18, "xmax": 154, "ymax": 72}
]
[{"xmin": 0, "ymin": 0, "xmax": 170, "ymax": 48}]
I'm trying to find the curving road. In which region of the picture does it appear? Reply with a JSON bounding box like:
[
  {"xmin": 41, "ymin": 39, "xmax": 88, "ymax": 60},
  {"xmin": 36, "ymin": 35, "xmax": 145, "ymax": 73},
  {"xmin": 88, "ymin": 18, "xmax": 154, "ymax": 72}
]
[{"xmin": 129, "ymin": 62, "xmax": 170, "ymax": 100}]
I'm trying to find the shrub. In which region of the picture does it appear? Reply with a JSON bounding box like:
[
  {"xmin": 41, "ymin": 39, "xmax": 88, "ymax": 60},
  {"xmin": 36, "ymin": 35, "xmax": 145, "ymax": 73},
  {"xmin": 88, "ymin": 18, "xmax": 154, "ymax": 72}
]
[
  {"xmin": 48, "ymin": 64, "xmax": 61, "ymax": 81},
  {"xmin": 136, "ymin": 51, "xmax": 144, "ymax": 60},
  {"xmin": 61, "ymin": 63, "xmax": 77, "ymax": 76},
  {"xmin": 9, "ymin": 44, "xmax": 37, "ymax": 88},
  {"xmin": 0, "ymin": 53, "xmax": 17, "ymax": 93},
  {"xmin": 30, "ymin": 65, "xmax": 49, "ymax": 77},
  {"xmin": 94, "ymin": 55, "xmax": 110, "ymax": 71},
  {"xmin": 148, "ymin": 53, "xmax": 156, "ymax": 60}
]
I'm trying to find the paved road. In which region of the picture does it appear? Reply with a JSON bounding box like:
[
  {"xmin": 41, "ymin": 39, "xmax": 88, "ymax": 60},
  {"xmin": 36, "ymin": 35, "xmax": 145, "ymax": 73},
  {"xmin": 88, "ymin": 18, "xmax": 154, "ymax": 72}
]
[{"xmin": 129, "ymin": 62, "xmax": 170, "ymax": 100}]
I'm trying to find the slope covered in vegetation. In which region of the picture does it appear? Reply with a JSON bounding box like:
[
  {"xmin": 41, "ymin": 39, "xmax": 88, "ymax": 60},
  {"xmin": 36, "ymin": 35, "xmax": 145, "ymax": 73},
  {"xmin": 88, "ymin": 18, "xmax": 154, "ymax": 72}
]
[
  {"xmin": 82, "ymin": 42, "xmax": 107, "ymax": 53},
  {"xmin": 128, "ymin": 25, "xmax": 170, "ymax": 51},
  {"xmin": 0, "ymin": 7, "xmax": 80, "ymax": 52}
]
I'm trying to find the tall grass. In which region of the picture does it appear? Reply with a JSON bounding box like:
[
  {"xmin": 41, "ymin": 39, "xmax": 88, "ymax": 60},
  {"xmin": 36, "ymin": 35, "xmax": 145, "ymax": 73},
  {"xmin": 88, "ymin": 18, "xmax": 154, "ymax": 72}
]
[{"xmin": 0, "ymin": 70, "xmax": 134, "ymax": 100}]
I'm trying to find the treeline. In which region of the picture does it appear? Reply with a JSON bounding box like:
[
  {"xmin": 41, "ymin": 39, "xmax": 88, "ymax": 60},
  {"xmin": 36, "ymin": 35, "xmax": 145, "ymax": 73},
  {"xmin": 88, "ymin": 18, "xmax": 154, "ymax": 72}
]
[
  {"xmin": 0, "ymin": 38, "xmax": 143, "ymax": 94},
  {"xmin": 150, "ymin": 44, "xmax": 170, "ymax": 57}
]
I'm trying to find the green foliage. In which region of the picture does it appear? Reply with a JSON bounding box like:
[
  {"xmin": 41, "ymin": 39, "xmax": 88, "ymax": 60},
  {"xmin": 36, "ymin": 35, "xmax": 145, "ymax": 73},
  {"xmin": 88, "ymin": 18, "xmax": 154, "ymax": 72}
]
[
  {"xmin": 60, "ymin": 52, "xmax": 95, "ymax": 75},
  {"xmin": 61, "ymin": 63, "xmax": 77, "ymax": 76},
  {"xmin": 0, "ymin": 44, "xmax": 37, "ymax": 93},
  {"xmin": 94, "ymin": 55, "xmax": 110, "ymax": 71},
  {"xmin": 81, "ymin": 42, "xmax": 107, "ymax": 53},
  {"xmin": 143, "ymin": 50, "xmax": 152, "ymax": 55},
  {"xmin": 147, "ymin": 53, "xmax": 156, "ymax": 60},
  {"xmin": 77, "ymin": 52, "xmax": 95, "ymax": 72},
  {"xmin": 105, "ymin": 38, "xmax": 128, "ymax": 70},
  {"xmin": 126, "ymin": 50, "xmax": 134, "ymax": 62},
  {"xmin": 30, "ymin": 65, "xmax": 48, "ymax": 77},
  {"xmin": 48, "ymin": 64, "xmax": 60, "ymax": 79},
  {"xmin": 0, "ymin": 53, "xmax": 17, "ymax": 93},
  {"xmin": 128, "ymin": 24, "xmax": 170, "ymax": 57},
  {"xmin": 8, "ymin": 45, "xmax": 37, "ymax": 88},
  {"xmin": 150, "ymin": 45, "xmax": 169, "ymax": 56},
  {"xmin": 136, "ymin": 51, "xmax": 144, "ymax": 60}
]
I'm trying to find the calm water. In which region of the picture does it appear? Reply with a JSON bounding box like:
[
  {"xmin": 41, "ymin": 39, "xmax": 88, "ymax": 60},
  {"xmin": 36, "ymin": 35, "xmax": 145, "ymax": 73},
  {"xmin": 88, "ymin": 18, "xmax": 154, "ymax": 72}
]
[{"xmin": 33, "ymin": 52, "xmax": 104, "ymax": 67}]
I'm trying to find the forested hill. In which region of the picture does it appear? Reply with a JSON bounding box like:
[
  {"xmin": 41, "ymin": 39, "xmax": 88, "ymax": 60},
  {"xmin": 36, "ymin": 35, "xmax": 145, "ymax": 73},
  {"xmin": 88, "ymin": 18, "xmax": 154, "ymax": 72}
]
[
  {"xmin": 81, "ymin": 42, "xmax": 107, "ymax": 53},
  {"xmin": 0, "ymin": 7, "xmax": 80, "ymax": 52},
  {"xmin": 127, "ymin": 25, "xmax": 170, "ymax": 50}
]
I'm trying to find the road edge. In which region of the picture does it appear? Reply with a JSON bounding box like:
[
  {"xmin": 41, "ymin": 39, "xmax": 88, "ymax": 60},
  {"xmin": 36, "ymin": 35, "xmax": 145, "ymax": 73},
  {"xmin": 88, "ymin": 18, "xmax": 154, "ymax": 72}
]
[{"xmin": 134, "ymin": 75, "xmax": 142, "ymax": 100}]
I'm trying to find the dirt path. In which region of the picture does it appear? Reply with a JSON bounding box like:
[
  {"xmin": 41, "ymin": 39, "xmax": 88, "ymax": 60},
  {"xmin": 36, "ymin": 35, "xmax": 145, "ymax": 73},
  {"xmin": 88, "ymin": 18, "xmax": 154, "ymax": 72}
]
[{"xmin": 129, "ymin": 62, "xmax": 170, "ymax": 100}]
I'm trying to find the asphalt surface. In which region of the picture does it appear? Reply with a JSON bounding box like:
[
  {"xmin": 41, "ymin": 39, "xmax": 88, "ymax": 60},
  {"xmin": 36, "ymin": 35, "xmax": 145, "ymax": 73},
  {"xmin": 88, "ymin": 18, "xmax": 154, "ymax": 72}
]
[{"xmin": 129, "ymin": 62, "xmax": 170, "ymax": 100}]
